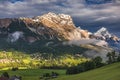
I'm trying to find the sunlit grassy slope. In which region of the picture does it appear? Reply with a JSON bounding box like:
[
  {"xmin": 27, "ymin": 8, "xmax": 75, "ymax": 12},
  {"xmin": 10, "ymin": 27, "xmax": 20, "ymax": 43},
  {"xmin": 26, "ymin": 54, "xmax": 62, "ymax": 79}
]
[{"xmin": 54, "ymin": 62, "xmax": 120, "ymax": 80}]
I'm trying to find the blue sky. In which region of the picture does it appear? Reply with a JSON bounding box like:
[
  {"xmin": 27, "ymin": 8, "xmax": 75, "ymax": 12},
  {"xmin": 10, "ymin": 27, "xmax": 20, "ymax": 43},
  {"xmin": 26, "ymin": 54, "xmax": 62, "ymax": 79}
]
[
  {"xmin": 10, "ymin": 0, "xmax": 24, "ymax": 3},
  {"xmin": 0, "ymin": 0, "xmax": 120, "ymax": 37},
  {"xmin": 0, "ymin": 0, "xmax": 24, "ymax": 3}
]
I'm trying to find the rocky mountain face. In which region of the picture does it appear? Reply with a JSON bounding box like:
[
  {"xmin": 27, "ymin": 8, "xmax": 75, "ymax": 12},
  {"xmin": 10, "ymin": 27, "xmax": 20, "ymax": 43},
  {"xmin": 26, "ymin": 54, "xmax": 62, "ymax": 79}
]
[
  {"xmin": 0, "ymin": 12, "xmax": 89, "ymax": 43},
  {"xmin": 94, "ymin": 27, "xmax": 119, "ymax": 42},
  {"xmin": 0, "ymin": 12, "xmax": 119, "ymax": 60},
  {"xmin": 93, "ymin": 27, "xmax": 120, "ymax": 51}
]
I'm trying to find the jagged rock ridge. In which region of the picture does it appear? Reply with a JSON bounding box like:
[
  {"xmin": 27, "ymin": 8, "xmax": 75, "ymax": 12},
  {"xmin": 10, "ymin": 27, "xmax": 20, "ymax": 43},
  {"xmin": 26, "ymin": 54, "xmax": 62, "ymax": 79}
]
[{"xmin": 0, "ymin": 12, "xmax": 90, "ymax": 42}]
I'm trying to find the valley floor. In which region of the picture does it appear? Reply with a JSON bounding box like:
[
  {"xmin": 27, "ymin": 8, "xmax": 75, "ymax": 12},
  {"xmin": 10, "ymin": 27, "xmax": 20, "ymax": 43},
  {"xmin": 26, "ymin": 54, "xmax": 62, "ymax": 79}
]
[
  {"xmin": 0, "ymin": 62, "xmax": 120, "ymax": 80},
  {"xmin": 0, "ymin": 69, "xmax": 66, "ymax": 80}
]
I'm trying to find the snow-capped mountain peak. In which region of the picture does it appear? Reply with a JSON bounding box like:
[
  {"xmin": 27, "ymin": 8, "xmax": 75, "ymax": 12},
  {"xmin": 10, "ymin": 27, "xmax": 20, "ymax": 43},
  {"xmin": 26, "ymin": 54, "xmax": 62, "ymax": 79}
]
[
  {"xmin": 94, "ymin": 27, "xmax": 111, "ymax": 38},
  {"xmin": 92, "ymin": 27, "xmax": 120, "ymax": 51}
]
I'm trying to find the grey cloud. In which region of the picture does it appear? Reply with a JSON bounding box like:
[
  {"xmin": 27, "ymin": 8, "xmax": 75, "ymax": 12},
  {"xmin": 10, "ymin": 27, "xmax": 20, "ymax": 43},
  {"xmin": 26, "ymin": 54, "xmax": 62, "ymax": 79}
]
[{"xmin": 63, "ymin": 39, "xmax": 108, "ymax": 47}]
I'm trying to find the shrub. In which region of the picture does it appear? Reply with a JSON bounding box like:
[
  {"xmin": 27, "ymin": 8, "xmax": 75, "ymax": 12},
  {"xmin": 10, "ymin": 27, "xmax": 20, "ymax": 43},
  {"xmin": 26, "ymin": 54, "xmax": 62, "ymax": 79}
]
[
  {"xmin": 11, "ymin": 67, "xmax": 18, "ymax": 71},
  {"xmin": 66, "ymin": 56, "xmax": 104, "ymax": 75}
]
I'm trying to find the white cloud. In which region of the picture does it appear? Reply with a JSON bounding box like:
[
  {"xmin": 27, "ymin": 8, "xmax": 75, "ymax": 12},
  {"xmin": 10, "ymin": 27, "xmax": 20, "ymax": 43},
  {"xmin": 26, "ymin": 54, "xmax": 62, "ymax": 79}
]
[
  {"xmin": 95, "ymin": 16, "xmax": 119, "ymax": 21},
  {"xmin": 0, "ymin": 0, "xmax": 120, "ymax": 19}
]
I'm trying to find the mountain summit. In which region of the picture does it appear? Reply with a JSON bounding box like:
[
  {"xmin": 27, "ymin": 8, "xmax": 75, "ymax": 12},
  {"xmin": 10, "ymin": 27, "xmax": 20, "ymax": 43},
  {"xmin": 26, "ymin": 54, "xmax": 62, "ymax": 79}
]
[
  {"xmin": 94, "ymin": 27, "xmax": 111, "ymax": 39},
  {"xmin": 94, "ymin": 27, "xmax": 119, "ymax": 42}
]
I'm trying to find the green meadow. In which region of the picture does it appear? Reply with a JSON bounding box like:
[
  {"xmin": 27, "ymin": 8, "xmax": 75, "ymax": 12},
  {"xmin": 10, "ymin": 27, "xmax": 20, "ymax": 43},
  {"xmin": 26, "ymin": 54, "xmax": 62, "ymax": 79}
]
[{"xmin": 0, "ymin": 69, "xmax": 66, "ymax": 80}]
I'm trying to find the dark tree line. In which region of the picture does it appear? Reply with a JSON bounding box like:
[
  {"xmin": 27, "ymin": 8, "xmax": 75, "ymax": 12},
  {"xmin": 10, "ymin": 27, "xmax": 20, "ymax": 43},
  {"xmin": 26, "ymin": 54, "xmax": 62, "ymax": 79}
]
[
  {"xmin": 66, "ymin": 56, "xmax": 105, "ymax": 74},
  {"xmin": 66, "ymin": 51, "xmax": 120, "ymax": 75},
  {"xmin": 107, "ymin": 51, "xmax": 120, "ymax": 64}
]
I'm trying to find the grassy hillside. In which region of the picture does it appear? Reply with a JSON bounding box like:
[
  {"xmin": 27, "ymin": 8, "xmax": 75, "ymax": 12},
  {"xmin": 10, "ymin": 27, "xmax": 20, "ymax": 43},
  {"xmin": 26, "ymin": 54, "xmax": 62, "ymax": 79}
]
[{"xmin": 54, "ymin": 62, "xmax": 120, "ymax": 80}]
